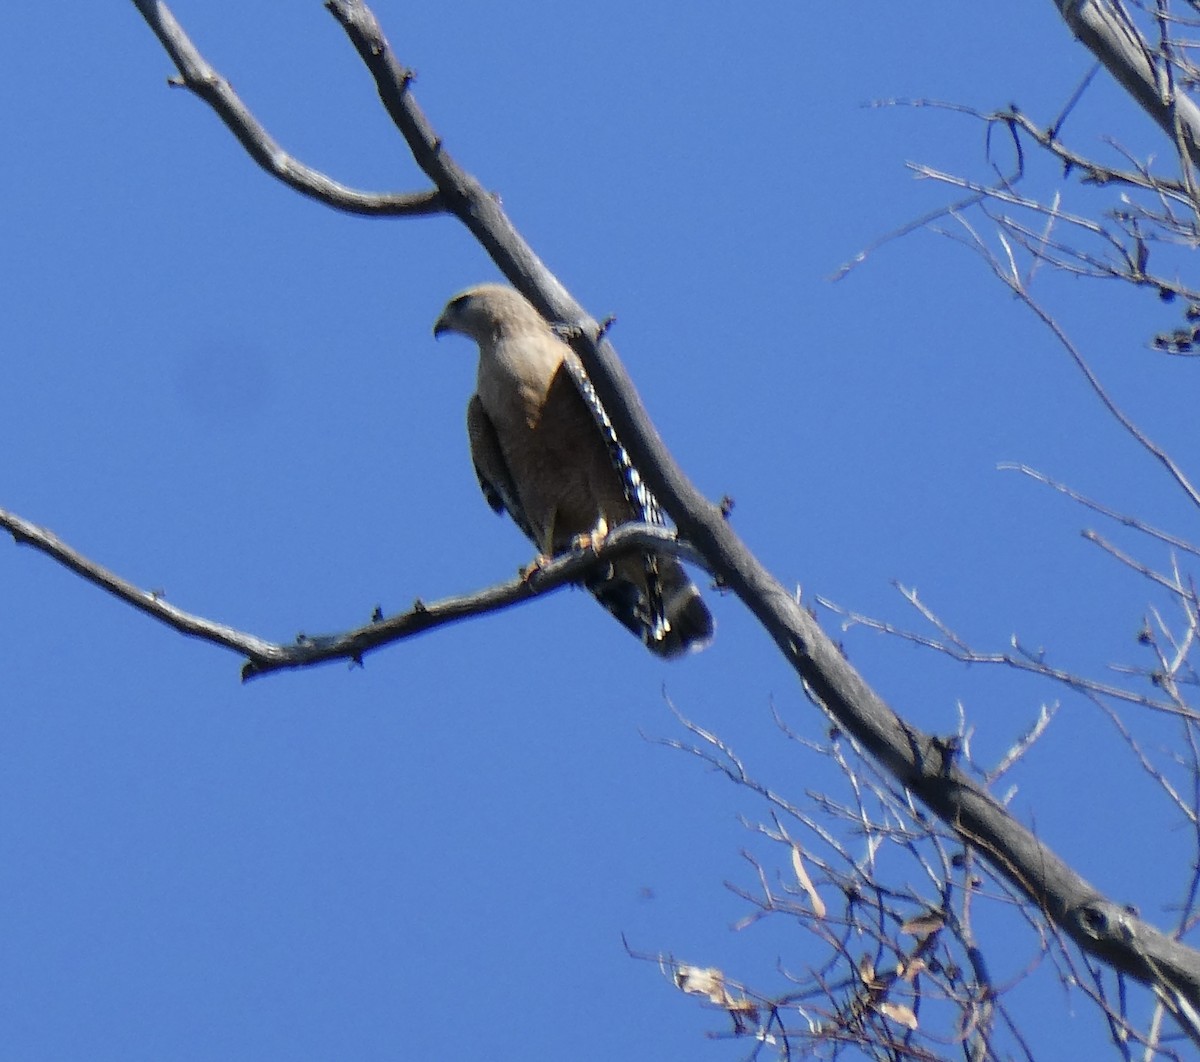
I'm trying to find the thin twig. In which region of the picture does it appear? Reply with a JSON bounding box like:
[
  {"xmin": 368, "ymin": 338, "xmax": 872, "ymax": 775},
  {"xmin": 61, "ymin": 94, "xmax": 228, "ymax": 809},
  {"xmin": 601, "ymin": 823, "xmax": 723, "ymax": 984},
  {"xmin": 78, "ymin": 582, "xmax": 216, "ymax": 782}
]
[
  {"xmin": 817, "ymin": 590, "xmax": 1198, "ymax": 721},
  {"xmin": 950, "ymin": 211, "xmax": 1200, "ymax": 510},
  {"xmin": 999, "ymin": 464, "xmax": 1200, "ymax": 558}
]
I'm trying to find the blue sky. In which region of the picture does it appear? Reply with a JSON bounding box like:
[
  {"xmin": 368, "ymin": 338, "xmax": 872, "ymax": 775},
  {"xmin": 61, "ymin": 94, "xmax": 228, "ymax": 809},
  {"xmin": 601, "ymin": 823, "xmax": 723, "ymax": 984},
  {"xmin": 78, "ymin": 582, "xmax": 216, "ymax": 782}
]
[{"xmin": 1, "ymin": 2, "xmax": 1195, "ymax": 1058}]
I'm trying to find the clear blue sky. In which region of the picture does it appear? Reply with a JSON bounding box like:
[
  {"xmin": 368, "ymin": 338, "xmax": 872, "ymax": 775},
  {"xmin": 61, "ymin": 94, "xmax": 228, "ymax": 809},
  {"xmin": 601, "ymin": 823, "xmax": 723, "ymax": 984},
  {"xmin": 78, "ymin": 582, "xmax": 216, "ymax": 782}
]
[{"xmin": 1, "ymin": 3, "xmax": 1194, "ymax": 1058}]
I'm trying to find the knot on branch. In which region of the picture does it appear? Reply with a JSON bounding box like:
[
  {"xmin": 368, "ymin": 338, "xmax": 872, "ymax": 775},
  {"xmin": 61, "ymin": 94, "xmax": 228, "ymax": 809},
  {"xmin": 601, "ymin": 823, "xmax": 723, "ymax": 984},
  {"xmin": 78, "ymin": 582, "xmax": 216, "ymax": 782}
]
[{"xmin": 1073, "ymin": 900, "xmax": 1136, "ymax": 946}]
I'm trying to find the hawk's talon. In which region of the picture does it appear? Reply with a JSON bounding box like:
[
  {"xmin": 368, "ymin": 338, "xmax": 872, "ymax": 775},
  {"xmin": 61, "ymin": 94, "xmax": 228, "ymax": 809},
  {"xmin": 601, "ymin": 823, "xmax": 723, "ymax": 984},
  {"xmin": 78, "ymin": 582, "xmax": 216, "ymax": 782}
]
[
  {"xmin": 570, "ymin": 517, "xmax": 610, "ymax": 554},
  {"xmin": 519, "ymin": 555, "xmax": 551, "ymax": 582},
  {"xmin": 570, "ymin": 530, "xmax": 605, "ymax": 553}
]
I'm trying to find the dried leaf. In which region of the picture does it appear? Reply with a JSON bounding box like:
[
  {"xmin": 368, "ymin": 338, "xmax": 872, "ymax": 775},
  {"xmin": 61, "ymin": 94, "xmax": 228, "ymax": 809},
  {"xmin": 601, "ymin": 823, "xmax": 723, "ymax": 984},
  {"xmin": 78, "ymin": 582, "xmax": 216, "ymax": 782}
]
[
  {"xmin": 897, "ymin": 957, "xmax": 927, "ymax": 982},
  {"xmin": 790, "ymin": 844, "xmax": 827, "ymax": 919},
  {"xmin": 675, "ymin": 964, "xmax": 759, "ymax": 1026},
  {"xmin": 728, "ymin": 995, "xmax": 762, "ymax": 1031},
  {"xmin": 900, "ymin": 912, "xmax": 944, "ymax": 939},
  {"xmin": 676, "ymin": 965, "xmax": 733, "ymax": 1007},
  {"xmin": 878, "ymin": 1001, "xmax": 919, "ymax": 1030},
  {"xmin": 857, "ymin": 954, "xmax": 877, "ymax": 987}
]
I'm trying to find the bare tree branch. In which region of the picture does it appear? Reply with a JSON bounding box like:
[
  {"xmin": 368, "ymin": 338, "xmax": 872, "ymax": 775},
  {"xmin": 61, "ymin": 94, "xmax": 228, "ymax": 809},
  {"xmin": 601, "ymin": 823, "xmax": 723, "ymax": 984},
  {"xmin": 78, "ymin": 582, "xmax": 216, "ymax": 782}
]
[
  {"xmin": 841, "ymin": 97, "xmax": 1200, "ymax": 312},
  {"xmin": 1052, "ymin": 0, "xmax": 1200, "ymax": 173},
  {"xmin": 131, "ymin": 0, "xmax": 443, "ymax": 216},
  {"xmin": 944, "ymin": 208, "xmax": 1200, "ymax": 509},
  {"xmin": 1000, "ymin": 463, "xmax": 1200, "ymax": 558},
  {"xmin": 0, "ymin": 505, "xmax": 700, "ymax": 680},
  {"xmin": 645, "ymin": 704, "xmax": 1061, "ymax": 1059},
  {"xmin": 818, "ymin": 585, "xmax": 1198, "ymax": 720}
]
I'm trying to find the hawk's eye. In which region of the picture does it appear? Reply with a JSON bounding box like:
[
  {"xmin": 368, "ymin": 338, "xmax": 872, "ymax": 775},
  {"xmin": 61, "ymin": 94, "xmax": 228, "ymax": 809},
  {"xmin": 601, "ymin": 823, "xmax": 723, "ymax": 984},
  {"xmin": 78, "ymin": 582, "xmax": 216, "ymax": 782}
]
[{"xmin": 447, "ymin": 294, "xmax": 470, "ymax": 314}]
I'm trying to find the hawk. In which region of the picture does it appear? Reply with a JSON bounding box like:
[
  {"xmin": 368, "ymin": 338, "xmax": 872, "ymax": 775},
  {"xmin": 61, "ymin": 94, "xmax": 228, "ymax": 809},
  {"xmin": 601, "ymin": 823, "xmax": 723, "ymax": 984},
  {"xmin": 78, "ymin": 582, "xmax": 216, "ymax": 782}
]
[{"xmin": 433, "ymin": 284, "xmax": 713, "ymax": 657}]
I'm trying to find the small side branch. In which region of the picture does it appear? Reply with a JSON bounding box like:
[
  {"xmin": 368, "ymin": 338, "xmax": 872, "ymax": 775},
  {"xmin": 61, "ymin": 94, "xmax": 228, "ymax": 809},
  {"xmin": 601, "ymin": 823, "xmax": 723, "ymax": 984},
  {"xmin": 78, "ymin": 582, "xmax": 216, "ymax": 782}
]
[
  {"xmin": 131, "ymin": 0, "xmax": 444, "ymax": 217},
  {"xmin": 947, "ymin": 210, "xmax": 1200, "ymax": 510},
  {"xmin": 0, "ymin": 506, "xmax": 698, "ymax": 681},
  {"xmin": 816, "ymin": 586, "xmax": 1197, "ymax": 720}
]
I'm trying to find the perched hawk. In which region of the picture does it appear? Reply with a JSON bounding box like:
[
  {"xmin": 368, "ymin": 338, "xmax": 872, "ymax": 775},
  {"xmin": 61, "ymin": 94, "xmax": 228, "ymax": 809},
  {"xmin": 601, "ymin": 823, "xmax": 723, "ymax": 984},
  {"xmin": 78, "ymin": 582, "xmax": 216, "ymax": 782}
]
[{"xmin": 433, "ymin": 284, "xmax": 713, "ymax": 657}]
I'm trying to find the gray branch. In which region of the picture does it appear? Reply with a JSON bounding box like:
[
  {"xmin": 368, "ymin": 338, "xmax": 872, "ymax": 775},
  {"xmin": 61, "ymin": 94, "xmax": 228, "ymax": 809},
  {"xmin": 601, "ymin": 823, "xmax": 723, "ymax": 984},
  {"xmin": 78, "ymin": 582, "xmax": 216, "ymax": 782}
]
[
  {"xmin": 1052, "ymin": 0, "xmax": 1200, "ymax": 170},
  {"xmin": 132, "ymin": 0, "xmax": 443, "ymax": 216},
  {"xmin": 0, "ymin": 505, "xmax": 696, "ymax": 681}
]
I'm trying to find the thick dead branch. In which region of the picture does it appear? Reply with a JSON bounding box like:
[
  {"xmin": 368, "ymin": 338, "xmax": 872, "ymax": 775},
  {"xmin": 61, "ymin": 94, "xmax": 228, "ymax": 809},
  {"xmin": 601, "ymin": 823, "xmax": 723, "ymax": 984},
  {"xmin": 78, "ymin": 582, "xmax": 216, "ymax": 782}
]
[
  {"xmin": 120, "ymin": 0, "xmax": 1200, "ymax": 1021},
  {"xmin": 1053, "ymin": 0, "xmax": 1200, "ymax": 173},
  {"xmin": 0, "ymin": 506, "xmax": 698, "ymax": 680}
]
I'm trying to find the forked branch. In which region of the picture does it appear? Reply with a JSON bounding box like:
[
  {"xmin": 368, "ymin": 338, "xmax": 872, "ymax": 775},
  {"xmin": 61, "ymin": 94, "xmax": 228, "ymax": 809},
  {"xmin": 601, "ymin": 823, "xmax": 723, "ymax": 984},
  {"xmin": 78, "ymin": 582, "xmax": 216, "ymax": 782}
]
[{"xmin": 133, "ymin": 0, "xmax": 443, "ymax": 216}]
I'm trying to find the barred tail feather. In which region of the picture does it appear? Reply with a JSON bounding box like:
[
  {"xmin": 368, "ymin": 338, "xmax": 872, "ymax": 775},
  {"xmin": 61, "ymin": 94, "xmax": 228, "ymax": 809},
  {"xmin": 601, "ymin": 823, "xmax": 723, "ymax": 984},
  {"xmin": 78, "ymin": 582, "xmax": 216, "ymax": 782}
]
[
  {"xmin": 586, "ymin": 554, "xmax": 713, "ymax": 658},
  {"xmin": 653, "ymin": 556, "xmax": 714, "ymax": 658}
]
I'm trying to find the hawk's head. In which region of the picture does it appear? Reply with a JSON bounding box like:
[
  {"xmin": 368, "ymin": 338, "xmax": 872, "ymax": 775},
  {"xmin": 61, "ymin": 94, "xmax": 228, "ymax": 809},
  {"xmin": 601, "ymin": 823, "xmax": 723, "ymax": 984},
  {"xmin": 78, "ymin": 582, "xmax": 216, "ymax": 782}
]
[{"xmin": 434, "ymin": 284, "xmax": 548, "ymax": 343}]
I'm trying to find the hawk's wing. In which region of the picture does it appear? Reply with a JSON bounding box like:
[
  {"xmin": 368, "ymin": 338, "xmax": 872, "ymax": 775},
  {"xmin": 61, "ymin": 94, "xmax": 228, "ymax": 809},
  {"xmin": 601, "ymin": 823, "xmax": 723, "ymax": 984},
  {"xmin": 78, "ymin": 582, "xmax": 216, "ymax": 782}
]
[
  {"xmin": 558, "ymin": 350, "xmax": 667, "ymax": 530},
  {"xmin": 558, "ymin": 350, "xmax": 713, "ymax": 656},
  {"xmin": 466, "ymin": 392, "xmax": 538, "ymax": 545}
]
